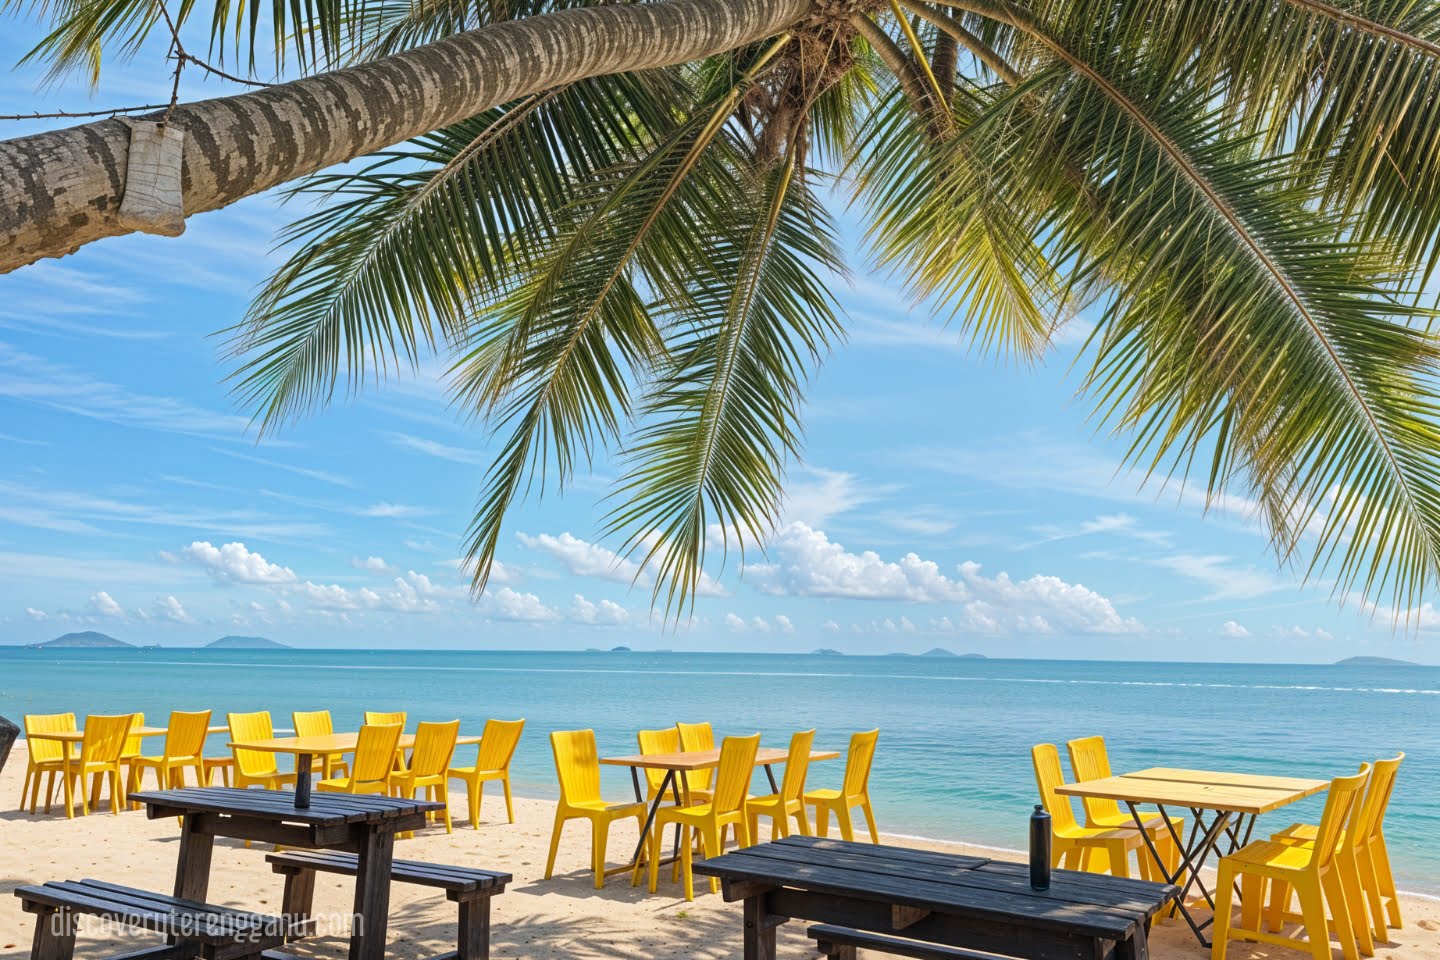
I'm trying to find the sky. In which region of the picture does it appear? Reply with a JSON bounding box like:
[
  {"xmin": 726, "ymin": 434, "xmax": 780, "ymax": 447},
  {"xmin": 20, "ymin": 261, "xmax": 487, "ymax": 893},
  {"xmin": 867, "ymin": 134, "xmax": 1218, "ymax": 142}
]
[{"xmin": 0, "ymin": 25, "xmax": 1434, "ymax": 661}]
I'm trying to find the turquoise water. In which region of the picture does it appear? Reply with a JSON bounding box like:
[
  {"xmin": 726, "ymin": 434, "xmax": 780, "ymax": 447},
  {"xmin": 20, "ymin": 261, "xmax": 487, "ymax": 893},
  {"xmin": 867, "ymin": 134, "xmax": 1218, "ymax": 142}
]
[{"xmin": 2, "ymin": 649, "xmax": 1435, "ymax": 893}]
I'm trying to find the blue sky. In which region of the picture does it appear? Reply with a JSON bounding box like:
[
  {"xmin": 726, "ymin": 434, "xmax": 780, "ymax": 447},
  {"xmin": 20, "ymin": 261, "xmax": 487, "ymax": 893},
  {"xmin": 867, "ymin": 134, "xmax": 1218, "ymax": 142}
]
[{"xmin": 0, "ymin": 26, "xmax": 1433, "ymax": 661}]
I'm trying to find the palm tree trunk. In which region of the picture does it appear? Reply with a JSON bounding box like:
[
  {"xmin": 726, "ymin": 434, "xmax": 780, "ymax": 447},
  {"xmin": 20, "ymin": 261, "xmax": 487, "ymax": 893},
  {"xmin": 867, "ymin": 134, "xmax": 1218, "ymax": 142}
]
[{"xmin": 0, "ymin": 0, "xmax": 810, "ymax": 274}]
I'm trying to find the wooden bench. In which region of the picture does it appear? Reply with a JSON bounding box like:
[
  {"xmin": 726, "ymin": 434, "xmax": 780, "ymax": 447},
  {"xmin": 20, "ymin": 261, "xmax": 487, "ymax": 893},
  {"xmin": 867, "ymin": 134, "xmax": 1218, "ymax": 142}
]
[
  {"xmin": 15, "ymin": 879, "xmax": 286, "ymax": 960},
  {"xmin": 810, "ymin": 924, "xmax": 1015, "ymax": 960},
  {"xmin": 266, "ymin": 851, "xmax": 510, "ymax": 960}
]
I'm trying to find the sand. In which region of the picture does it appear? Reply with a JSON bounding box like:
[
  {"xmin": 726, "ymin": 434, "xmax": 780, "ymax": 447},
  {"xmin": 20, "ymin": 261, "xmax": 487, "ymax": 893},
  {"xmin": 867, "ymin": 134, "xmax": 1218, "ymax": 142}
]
[{"xmin": 1, "ymin": 742, "xmax": 1435, "ymax": 960}]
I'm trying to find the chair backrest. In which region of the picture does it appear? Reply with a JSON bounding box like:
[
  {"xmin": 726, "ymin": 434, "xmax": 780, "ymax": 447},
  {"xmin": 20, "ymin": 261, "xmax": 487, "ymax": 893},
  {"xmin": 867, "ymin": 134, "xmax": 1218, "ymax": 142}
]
[
  {"xmin": 1031, "ymin": 743, "xmax": 1081, "ymax": 832},
  {"xmin": 637, "ymin": 728, "xmax": 682, "ymax": 794},
  {"xmin": 122, "ymin": 711, "xmax": 146, "ymax": 757},
  {"xmin": 712, "ymin": 733, "xmax": 762, "ymax": 814},
  {"xmin": 164, "ymin": 710, "xmax": 212, "ymax": 760},
  {"xmin": 292, "ymin": 710, "xmax": 335, "ymax": 738},
  {"xmin": 780, "ymin": 729, "xmax": 817, "ymax": 800},
  {"xmin": 476, "ymin": 719, "xmax": 525, "ymax": 772},
  {"xmin": 1066, "ymin": 735, "xmax": 1125, "ymax": 823},
  {"xmin": 364, "ymin": 711, "xmax": 407, "ymax": 730},
  {"xmin": 228, "ymin": 711, "xmax": 279, "ymax": 777},
  {"xmin": 409, "ymin": 720, "xmax": 460, "ymax": 778},
  {"xmin": 1357, "ymin": 753, "xmax": 1404, "ymax": 844},
  {"xmin": 842, "ymin": 729, "xmax": 880, "ymax": 796},
  {"xmin": 551, "ymin": 729, "xmax": 602, "ymax": 805},
  {"xmin": 81, "ymin": 714, "xmax": 136, "ymax": 765},
  {"xmin": 677, "ymin": 721, "xmax": 715, "ymax": 791},
  {"xmin": 351, "ymin": 723, "xmax": 404, "ymax": 784},
  {"xmin": 1310, "ymin": 765, "xmax": 1371, "ymax": 869},
  {"xmin": 24, "ymin": 713, "xmax": 76, "ymax": 764}
]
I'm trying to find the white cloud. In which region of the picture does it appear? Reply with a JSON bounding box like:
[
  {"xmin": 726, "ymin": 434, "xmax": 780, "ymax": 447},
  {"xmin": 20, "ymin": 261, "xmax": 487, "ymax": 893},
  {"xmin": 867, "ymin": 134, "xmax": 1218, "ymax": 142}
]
[
  {"xmin": 1221, "ymin": 620, "xmax": 1250, "ymax": 638},
  {"xmin": 723, "ymin": 612, "xmax": 748, "ymax": 632},
  {"xmin": 359, "ymin": 502, "xmax": 429, "ymax": 519},
  {"xmin": 569, "ymin": 594, "xmax": 630, "ymax": 625},
  {"xmin": 774, "ymin": 614, "xmax": 795, "ymax": 634},
  {"xmin": 385, "ymin": 432, "xmax": 483, "ymax": 465},
  {"xmin": 518, "ymin": 531, "xmax": 642, "ymax": 583},
  {"xmin": 24, "ymin": 606, "xmax": 46, "ymax": 621},
  {"xmin": 88, "ymin": 591, "xmax": 126, "ymax": 619},
  {"xmin": 183, "ymin": 541, "xmax": 298, "ymax": 585},
  {"xmin": 1154, "ymin": 554, "xmax": 1291, "ymax": 601},
  {"xmin": 155, "ymin": 595, "xmax": 194, "ymax": 624},
  {"xmin": 782, "ymin": 467, "xmax": 886, "ymax": 528},
  {"xmin": 486, "ymin": 587, "xmax": 560, "ymax": 622},
  {"xmin": 352, "ymin": 556, "xmax": 393, "ymax": 573}
]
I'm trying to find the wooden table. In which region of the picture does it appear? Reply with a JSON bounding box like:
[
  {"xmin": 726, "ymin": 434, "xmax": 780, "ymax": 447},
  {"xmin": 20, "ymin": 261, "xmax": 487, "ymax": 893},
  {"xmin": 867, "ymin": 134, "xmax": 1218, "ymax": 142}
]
[
  {"xmin": 600, "ymin": 747, "xmax": 840, "ymax": 873},
  {"xmin": 1057, "ymin": 767, "xmax": 1328, "ymax": 946},
  {"xmin": 133, "ymin": 787, "xmax": 442, "ymax": 960},
  {"xmin": 230, "ymin": 731, "xmax": 484, "ymax": 809},
  {"xmin": 692, "ymin": 836, "xmax": 1177, "ymax": 960}
]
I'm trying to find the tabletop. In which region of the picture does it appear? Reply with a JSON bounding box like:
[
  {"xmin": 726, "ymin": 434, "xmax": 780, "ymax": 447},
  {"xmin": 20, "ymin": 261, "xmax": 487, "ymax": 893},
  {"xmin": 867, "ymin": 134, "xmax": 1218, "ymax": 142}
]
[
  {"xmin": 28, "ymin": 725, "xmax": 230, "ymax": 743},
  {"xmin": 1057, "ymin": 767, "xmax": 1329, "ymax": 815},
  {"xmin": 131, "ymin": 786, "xmax": 443, "ymax": 825},
  {"xmin": 600, "ymin": 747, "xmax": 839, "ymax": 771},
  {"xmin": 693, "ymin": 836, "xmax": 1176, "ymax": 941},
  {"xmin": 230, "ymin": 732, "xmax": 483, "ymax": 754}
]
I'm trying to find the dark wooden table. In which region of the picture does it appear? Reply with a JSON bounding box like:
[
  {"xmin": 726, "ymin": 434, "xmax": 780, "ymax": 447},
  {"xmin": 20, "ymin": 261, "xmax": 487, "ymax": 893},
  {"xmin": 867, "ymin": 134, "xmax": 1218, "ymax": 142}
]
[
  {"xmin": 133, "ymin": 787, "xmax": 443, "ymax": 960},
  {"xmin": 691, "ymin": 836, "xmax": 1178, "ymax": 960}
]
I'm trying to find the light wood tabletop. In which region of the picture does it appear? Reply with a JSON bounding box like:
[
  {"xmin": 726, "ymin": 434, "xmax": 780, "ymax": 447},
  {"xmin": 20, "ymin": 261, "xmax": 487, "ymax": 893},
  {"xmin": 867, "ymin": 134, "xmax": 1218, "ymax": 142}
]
[
  {"xmin": 600, "ymin": 747, "xmax": 839, "ymax": 771},
  {"xmin": 27, "ymin": 725, "xmax": 228, "ymax": 743},
  {"xmin": 231, "ymin": 732, "xmax": 483, "ymax": 754},
  {"xmin": 1057, "ymin": 767, "xmax": 1328, "ymax": 815}
]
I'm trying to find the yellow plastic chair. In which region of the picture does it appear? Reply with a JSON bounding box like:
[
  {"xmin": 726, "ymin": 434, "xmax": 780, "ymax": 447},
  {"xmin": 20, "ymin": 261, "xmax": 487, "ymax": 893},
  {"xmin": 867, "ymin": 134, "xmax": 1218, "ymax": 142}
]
[
  {"xmin": 292, "ymin": 710, "xmax": 350, "ymax": 779},
  {"xmin": 448, "ymin": 718, "xmax": 525, "ymax": 828},
  {"xmin": 318, "ymin": 723, "xmax": 403, "ymax": 795},
  {"xmin": 364, "ymin": 710, "xmax": 409, "ymax": 774},
  {"xmin": 391, "ymin": 720, "xmax": 460, "ymax": 834},
  {"xmin": 20, "ymin": 713, "xmax": 77, "ymax": 814},
  {"xmin": 1272, "ymin": 755, "xmax": 1405, "ymax": 943},
  {"xmin": 227, "ymin": 711, "xmax": 297, "ymax": 790},
  {"xmin": 1214, "ymin": 766, "xmax": 1371, "ymax": 960},
  {"xmin": 1032, "ymin": 743, "xmax": 1150, "ymax": 878},
  {"xmin": 676, "ymin": 721, "xmax": 716, "ymax": 802},
  {"xmin": 746, "ymin": 729, "xmax": 815, "ymax": 841},
  {"xmin": 127, "ymin": 710, "xmax": 211, "ymax": 804},
  {"xmin": 544, "ymin": 729, "xmax": 648, "ymax": 889},
  {"xmin": 62, "ymin": 714, "xmax": 136, "ymax": 818},
  {"xmin": 636, "ymin": 727, "xmax": 686, "ymax": 800},
  {"xmin": 806, "ymin": 728, "xmax": 880, "ymax": 843},
  {"xmin": 202, "ymin": 755, "xmax": 234, "ymax": 786},
  {"xmin": 646, "ymin": 733, "xmax": 762, "ymax": 900},
  {"xmin": 119, "ymin": 711, "xmax": 145, "ymax": 779},
  {"xmin": 1067, "ymin": 736, "xmax": 1183, "ymax": 876}
]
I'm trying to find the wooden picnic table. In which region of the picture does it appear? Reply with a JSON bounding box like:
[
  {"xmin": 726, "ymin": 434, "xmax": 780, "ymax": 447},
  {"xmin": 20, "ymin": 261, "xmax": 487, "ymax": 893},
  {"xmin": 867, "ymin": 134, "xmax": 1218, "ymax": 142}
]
[
  {"xmin": 600, "ymin": 746, "xmax": 839, "ymax": 874},
  {"xmin": 231, "ymin": 731, "xmax": 484, "ymax": 809},
  {"xmin": 1057, "ymin": 766, "xmax": 1328, "ymax": 947},
  {"xmin": 692, "ymin": 836, "xmax": 1177, "ymax": 960},
  {"xmin": 133, "ymin": 787, "xmax": 443, "ymax": 960}
]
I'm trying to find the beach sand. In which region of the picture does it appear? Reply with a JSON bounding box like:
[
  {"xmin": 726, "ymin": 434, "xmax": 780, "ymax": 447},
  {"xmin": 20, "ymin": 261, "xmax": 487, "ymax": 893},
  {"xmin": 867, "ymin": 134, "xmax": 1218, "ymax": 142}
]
[{"xmin": 2, "ymin": 743, "xmax": 1436, "ymax": 960}]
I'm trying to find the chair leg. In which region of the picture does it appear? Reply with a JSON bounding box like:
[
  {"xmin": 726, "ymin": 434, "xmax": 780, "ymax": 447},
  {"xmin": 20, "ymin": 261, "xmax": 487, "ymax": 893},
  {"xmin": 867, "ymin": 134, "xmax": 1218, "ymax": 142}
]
[
  {"xmin": 1296, "ymin": 878, "xmax": 1336, "ymax": 960},
  {"xmin": 1105, "ymin": 841, "xmax": 1130, "ymax": 879},
  {"xmin": 680, "ymin": 826, "xmax": 696, "ymax": 901},
  {"xmin": 20, "ymin": 766, "xmax": 31, "ymax": 811},
  {"xmin": 543, "ymin": 812, "xmax": 566, "ymax": 880},
  {"xmin": 813, "ymin": 803, "xmax": 828, "ymax": 838},
  {"xmin": 860, "ymin": 798, "xmax": 879, "ymax": 843},
  {"xmin": 835, "ymin": 805, "xmax": 855, "ymax": 842},
  {"xmin": 1354, "ymin": 844, "xmax": 1389, "ymax": 941},
  {"xmin": 1371, "ymin": 838, "xmax": 1402, "ymax": 928},
  {"xmin": 701, "ymin": 824, "xmax": 721, "ymax": 895},
  {"xmin": 592, "ymin": 818, "xmax": 609, "ymax": 890},
  {"xmin": 466, "ymin": 778, "xmax": 482, "ymax": 829},
  {"xmin": 502, "ymin": 776, "xmax": 515, "ymax": 823},
  {"xmin": 1268, "ymin": 879, "xmax": 1292, "ymax": 933},
  {"xmin": 647, "ymin": 818, "xmax": 664, "ymax": 893},
  {"xmin": 794, "ymin": 805, "xmax": 812, "ymax": 837},
  {"xmin": 1240, "ymin": 873, "xmax": 1263, "ymax": 937},
  {"xmin": 1337, "ymin": 851, "xmax": 1375, "ymax": 956},
  {"xmin": 438, "ymin": 784, "xmax": 453, "ymax": 834},
  {"xmin": 1322, "ymin": 866, "xmax": 1359, "ymax": 960},
  {"xmin": 1213, "ymin": 863, "xmax": 1236, "ymax": 960}
]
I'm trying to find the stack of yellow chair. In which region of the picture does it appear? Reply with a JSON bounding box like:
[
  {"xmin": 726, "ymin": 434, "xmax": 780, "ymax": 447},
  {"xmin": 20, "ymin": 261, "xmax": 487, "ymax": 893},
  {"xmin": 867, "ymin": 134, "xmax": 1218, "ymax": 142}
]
[
  {"xmin": 62, "ymin": 714, "xmax": 136, "ymax": 818},
  {"xmin": 1067, "ymin": 736, "xmax": 1182, "ymax": 877},
  {"xmin": 676, "ymin": 721, "xmax": 716, "ymax": 803}
]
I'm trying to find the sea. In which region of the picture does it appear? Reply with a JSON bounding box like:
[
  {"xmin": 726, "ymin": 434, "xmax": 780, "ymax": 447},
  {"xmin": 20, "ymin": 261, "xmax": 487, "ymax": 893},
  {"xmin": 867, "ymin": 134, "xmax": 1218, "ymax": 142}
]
[{"xmin": 1, "ymin": 648, "xmax": 1435, "ymax": 894}]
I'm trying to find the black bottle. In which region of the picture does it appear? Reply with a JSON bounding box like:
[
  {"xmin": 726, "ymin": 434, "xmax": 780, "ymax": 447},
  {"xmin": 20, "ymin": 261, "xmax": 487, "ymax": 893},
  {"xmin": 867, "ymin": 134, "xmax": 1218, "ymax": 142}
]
[{"xmin": 1029, "ymin": 804, "xmax": 1052, "ymax": 890}]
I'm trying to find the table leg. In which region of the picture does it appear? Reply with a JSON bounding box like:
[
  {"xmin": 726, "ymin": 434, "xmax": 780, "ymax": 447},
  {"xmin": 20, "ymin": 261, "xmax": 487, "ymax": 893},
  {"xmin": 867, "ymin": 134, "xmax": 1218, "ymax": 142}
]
[
  {"xmin": 1125, "ymin": 801, "xmax": 1233, "ymax": 948},
  {"xmin": 743, "ymin": 892, "xmax": 781, "ymax": 960},
  {"xmin": 173, "ymin": 813, "xmax": 215, "ymax": 902},
  {"xmin": 763, "ymin": 764, "xmax": 779, "ymax": 793},
  {"xmin": 350, "ymin": 826, "xmax": 396, "ymax": 960},
  {"xmin": 1114, "ymin": 927, "xmax": 1151, "ymax": 960},
  {"xmin": 628, "ymin": 769, "xmax": 676, "ymax": 869},
  {"xmin": 295, "ymin": 752, "xmax": 312, "ymax": 809}
]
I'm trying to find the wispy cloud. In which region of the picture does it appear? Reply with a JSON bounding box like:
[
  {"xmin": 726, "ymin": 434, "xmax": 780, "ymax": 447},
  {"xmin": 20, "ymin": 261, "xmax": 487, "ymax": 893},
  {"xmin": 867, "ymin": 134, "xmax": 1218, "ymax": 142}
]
[
  {"xmin": 384, "ymin": 431, "xmax": 483, "ymax": 465},
  {"xmin": 209, "ymin": 447, "xmax": 355, "ymax": 488}
]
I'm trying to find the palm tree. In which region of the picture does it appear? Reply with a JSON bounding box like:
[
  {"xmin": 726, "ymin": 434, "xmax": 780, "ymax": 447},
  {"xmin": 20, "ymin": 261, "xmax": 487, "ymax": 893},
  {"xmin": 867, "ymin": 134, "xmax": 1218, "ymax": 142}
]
[{"xmin": 6, "ymin": 0, "xmax": 1440, "ymax": 620}]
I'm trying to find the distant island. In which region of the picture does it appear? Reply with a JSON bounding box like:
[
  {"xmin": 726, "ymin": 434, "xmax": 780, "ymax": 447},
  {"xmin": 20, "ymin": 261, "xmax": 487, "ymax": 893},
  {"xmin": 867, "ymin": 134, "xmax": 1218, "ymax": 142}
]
[
  {"xmin": 886, "ymin": 649, "xmax": 988, "ymax": 659},
  {"xmin": 206, "ymin": 636, "xmax": 289, "ymax": 649},
  {"xmin": 1334, "ymin": 655, "xmax": 1419, "ymax": 667},
  {"xmin": 812, "ymin": 648, "xmax": 844, "ymax": 656},
  {"xmin": 28, "ymin": 631, "xmax": 133, "ymax": 649},
  {"xmin": 611, "ymin": 645, "xmax": 632, "ymax": 653}
]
